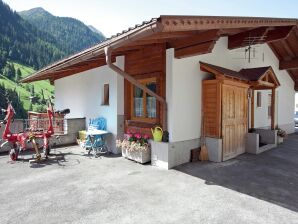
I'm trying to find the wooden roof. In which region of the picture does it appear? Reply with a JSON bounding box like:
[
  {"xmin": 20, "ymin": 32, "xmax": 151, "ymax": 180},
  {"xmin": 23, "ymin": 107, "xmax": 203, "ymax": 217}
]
[
  {"xmin": 200, "ymin": 61, "xmax": 280, "ymax": 89},
  {"xmin": 239, "ymin": 67, "xmax": 272, "ymax": 81},
  {"xmin": 20, "ymin": 15, "xmax": 298, "ymax": 89}
]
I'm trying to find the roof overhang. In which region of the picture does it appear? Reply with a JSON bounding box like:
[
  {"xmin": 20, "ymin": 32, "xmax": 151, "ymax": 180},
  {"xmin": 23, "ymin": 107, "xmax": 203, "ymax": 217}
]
[{"xmin": 20, "ymin": 15, "xmax": 298, "ymax": 89}]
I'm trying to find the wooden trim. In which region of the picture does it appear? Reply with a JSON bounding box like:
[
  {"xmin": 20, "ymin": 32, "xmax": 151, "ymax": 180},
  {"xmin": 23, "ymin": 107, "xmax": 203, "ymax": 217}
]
[
  {"xmin": 102, "ymin": 84, "xmax": 109, "ymax": 105},
  {"xmin": 256, "ymin": 91, "xmax": 262, "ymax": 107},
  {"xmin": 251, "ymin": 90, "xmax": 255, "ymax": 128},
  {"xmin": 160, "ymin": 16, "xmax": 298, "ymax": 32},
  {"xmin": 271, "ymin": 88, "xmax": 276, "ymax": 130},
  {"xmin": 130, "ymin": 77, "xmax": 158, "ymax": 123}
]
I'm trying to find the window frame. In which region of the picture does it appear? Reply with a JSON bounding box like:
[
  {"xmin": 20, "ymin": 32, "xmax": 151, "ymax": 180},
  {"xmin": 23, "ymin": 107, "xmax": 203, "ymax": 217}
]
[
  {"xmin": 130, "ymin": 77, "xmax": 158, "ymax": 123},
  {"xmin": 102, "ymin": 83, "xmax": 109, "ymax": 106},
  {"xmin": 257, "ymin": 91, "xmax": 262, "ymax": 107}
]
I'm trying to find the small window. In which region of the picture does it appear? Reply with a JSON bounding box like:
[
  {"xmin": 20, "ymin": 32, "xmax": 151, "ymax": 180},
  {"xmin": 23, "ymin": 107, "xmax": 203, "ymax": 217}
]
[
  {"xmin": 102, "ymin": 84, "xmax": 109, "ymax": 105},
  {"xmin": 268, "ymin": 94, "xmax": 272, "ymax": 119},
  {"xmin": 257, "ymin": 92, "xmax": 262, "ymax": 107},
  {"xmin": 131, "ymin": 77, "xmax": 157, "ymax": 122}
]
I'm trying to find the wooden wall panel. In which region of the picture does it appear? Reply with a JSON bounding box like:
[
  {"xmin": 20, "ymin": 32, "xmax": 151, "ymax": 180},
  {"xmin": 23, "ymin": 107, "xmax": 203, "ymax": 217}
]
[
  {"xmin": 124, "ymin": 44, "xmax": 166, "ymax": 134},
  {"xmin": 202, "ymin": 80, "xmax": 221, "ymax": 138}
]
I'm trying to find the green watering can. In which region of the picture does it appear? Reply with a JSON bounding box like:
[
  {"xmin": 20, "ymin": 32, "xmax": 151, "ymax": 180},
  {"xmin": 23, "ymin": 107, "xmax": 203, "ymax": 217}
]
[{"xmin": 151, "ymin": 126, "xmax": 163, "ymax": 142}]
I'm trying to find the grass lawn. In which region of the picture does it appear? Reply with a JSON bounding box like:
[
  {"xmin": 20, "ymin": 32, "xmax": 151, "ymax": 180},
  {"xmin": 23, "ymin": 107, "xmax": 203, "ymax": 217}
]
[{"xmin": 0, "ymin": 62, "xmax": 54, "ymax": 111}]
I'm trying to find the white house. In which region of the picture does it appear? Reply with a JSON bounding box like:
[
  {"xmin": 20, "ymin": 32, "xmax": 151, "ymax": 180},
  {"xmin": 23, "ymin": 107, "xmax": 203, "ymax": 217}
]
[{"xmin": 22, "ymin": 16, "xmax": 298, "ymax": 168}]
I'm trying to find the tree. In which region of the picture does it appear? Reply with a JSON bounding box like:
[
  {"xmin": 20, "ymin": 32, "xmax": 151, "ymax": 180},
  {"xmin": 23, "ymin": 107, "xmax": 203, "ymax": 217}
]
[
  {"xmin": 30, "ymin": 85, "xmax": 35, "ymax": 96},
  {"xmin": 29, "ymin": 102, "xmax": 33, "ymax": 111},
  {"xmin": 0, "ymin": 51, "xmax": 7, "ymax": 72},
  {"xmin": 3, "ymin": 63, "xmax": 16, "ymax": 80},
  {"xmin": 15, "ymin": 68, "xmax": 21, "ymax": 82}
]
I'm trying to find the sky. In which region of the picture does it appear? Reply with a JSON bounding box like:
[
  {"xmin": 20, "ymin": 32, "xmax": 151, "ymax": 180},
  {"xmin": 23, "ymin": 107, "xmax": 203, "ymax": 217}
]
[{"xmin": 3, "ymin": 0, "xmax": 298, "ymax": 38}]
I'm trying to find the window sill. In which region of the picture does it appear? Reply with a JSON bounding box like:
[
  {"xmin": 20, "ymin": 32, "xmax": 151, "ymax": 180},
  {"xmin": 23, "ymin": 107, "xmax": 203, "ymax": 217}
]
[{"xmin": 126, "ymin": 120, "xmax": 158, "ymax": 128}]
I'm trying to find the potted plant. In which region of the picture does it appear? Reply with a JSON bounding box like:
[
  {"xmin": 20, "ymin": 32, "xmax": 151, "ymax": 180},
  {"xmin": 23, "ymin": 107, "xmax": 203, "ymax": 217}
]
[
  {"xmin": 276, "ymin": 127, "xmax": 287, "ymax": 144},
  {"xmin": 116, "ymin": 132, "xmax": 151, "ymax": 164}
]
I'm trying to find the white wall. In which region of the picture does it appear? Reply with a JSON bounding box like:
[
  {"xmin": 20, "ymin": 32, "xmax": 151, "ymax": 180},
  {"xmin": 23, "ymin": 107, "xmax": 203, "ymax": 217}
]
[
  {"xmin": 295, "ymin": 93, "xmax": 298, "ymax": 112},
  {"xmin": 55, "ymin": 56, "xmax": 124, "ymax": 153},
  {"xmin": 253, "ymin": 90, "xmax": 272, "ymax": 129},
  {"xmin": 166, "ymin": 37, "xmax": 295, "ymax": 142}
]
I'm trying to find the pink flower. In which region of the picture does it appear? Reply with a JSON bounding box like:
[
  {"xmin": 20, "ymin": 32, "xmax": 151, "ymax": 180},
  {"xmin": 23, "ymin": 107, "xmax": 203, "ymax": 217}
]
[
  {"xmin": 135, "ymin": 134, "xmax": 141, "ymax": 139},
  {"xmin": 127, "ymin": 134, "xmax": 133, "ymax": 139},
  {"xmin": 143, "ymin": 134, "xmax": 150, "ymax": 139}
]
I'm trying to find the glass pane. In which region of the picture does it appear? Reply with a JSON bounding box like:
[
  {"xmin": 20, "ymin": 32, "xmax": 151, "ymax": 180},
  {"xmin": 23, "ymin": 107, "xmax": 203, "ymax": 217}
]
[
  {"xmin": 134, "ymin": 86, "xmax": 143, "ymax": 117},
  {"xmin": 146, "ymin": 82, "xmax": 157, "ymax": 118}
]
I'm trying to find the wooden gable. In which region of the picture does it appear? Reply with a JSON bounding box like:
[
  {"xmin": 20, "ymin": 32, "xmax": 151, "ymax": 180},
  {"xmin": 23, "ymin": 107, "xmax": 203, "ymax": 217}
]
[{"xmin": 199, "ymin": 62, "xmax": 280, "ymax": 90}]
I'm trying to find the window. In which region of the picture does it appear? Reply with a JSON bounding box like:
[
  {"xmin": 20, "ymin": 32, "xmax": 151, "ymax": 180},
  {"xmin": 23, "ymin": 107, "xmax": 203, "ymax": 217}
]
[
  {"xmin": 268, "ymin": 94, "xmax": 272, "ymax": 119},
  {"xmin": 257, "ymin": 92, "xmax": 262, "ymax": 107},
  {"xmin": 131, "ymin": 77, "xmax": 157, "ymax": 122},
  {"xmin": 102, "ymin": 84, "xmax": 109, "ymax": 105}
]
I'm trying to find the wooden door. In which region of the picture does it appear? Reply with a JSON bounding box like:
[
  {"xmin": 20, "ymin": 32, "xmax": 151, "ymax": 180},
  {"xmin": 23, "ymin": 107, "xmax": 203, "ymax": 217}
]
[{"xmin": 222, "ymin": 83, "xmax": 248, "ymax": 161}]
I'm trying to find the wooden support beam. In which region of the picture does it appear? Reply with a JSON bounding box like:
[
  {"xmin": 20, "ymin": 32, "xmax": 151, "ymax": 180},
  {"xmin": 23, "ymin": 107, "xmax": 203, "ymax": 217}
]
[
  {"xmin": 251, "ymin": 90, "xmax": 255, "ymax": 129},
  {"xmin": 175, "ymin": 41, "xmax": 216, "ymax": 59},
  {"xmin": 228, "ymin": 26, "xmax": 294, "ymax": 50},
  {"xmin": 228, "ymin": 27, "xmax": 269, "ymax": 49},
  {"xmin": 271, "ymin": 88, "xmax": 276, "ymax": 130},
  {"xmin": 168, "ymin": 29, "xmax": 219, "ymax": 49},
  {"xmin": 279, "ymin": 57, "xmax": 298, "ymax": 70},
  {"xmin": 266, "ymin": 26, "xmax": 294, "ymax": 43},
  {"xmin": 250, "ymin": 80, "xmax": 275, "ymax": 88}
]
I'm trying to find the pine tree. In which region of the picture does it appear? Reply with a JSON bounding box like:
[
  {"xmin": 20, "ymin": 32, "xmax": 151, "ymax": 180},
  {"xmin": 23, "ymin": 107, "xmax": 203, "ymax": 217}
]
[
  {"xmin": 3, "ymin": 63, "xmax": 16, "ymax": 80},
  {"xmin": 15, "ymin": 68, "xmax": 21, "ymax": 82},
  {"xmin": 30, "ymin": 85, "xmax": 35, "ymax": 96}
]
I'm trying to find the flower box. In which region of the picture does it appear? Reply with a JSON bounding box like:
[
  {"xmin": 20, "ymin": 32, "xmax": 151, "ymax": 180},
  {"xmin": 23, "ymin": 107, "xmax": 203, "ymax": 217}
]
[
  {"xmin": 126, "ymin": 147, "xmax": 151, "ymax": 164},
  {"xmin": 116, "ymin": 133, "xmax": 151, "ymax": 164}
]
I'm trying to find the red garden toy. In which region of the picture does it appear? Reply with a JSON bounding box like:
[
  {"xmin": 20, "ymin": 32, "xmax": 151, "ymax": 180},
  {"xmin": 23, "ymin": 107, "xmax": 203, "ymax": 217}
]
[{"xmin": 0, "ymin": 100, "xmax": 69, "ymax": 162}]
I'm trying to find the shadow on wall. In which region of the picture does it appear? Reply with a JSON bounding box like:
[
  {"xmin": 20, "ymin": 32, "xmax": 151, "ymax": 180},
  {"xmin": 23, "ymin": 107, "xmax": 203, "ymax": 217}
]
[{"xmin": 175, "ymin": 134, "xmax": 298, "ymax": 212}]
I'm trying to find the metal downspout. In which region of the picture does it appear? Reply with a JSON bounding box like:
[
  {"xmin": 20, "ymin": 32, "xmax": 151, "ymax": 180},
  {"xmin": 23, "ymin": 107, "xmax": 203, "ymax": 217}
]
[{"xmin": 104, "ymin": 46, "xmax": 168, "ymax": 130}]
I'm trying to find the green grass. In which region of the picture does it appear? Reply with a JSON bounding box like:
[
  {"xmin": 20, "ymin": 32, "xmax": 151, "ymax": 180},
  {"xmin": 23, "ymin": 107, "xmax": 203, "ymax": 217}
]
[
  {"xmin": 1, "ymin": 62, "xmax": 55, "ymax": 111},
  {"xmin": 0, "ymin": 74, "xmax": 31, "ymax": 110},
  {"xmin": 13, "ymin": 62, "xmax": 35, "ymax": 77},
  {"xmin": 12, "ymin": 61, "xmax": 54, "ymax": 98}
]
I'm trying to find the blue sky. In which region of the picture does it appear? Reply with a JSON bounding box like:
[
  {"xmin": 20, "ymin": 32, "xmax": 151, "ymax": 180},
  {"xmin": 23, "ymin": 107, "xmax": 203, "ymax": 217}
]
[{"xmin": 4, "ymin": 0, "xmax": 298, "ymax": 37}]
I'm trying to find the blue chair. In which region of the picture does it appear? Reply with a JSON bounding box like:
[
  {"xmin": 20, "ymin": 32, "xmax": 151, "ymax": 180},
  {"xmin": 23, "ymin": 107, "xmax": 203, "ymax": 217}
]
[{"xmin": 85, "ymin": 117, "xmax": 108, "ymax": 157}]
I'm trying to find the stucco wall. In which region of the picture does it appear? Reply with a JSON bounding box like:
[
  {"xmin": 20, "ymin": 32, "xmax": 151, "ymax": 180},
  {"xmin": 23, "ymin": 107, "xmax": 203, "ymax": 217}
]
[
  {"xmin": 55, "ymin": 56, "xmax": 124, "ymax": 153},
  {"xmin": 295, "ymin": 93, "xmax": 298, "ymax": 112},
  {"xmin": 166, "ymin": 37, "xmax": 295, "ymax": 142}
]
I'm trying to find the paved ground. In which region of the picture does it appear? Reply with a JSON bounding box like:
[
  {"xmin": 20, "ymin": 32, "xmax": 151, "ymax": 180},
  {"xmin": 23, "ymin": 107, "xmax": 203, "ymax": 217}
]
[{"xmin": 0, "ymin": 133, "xmax": 298, "ymax": 224}]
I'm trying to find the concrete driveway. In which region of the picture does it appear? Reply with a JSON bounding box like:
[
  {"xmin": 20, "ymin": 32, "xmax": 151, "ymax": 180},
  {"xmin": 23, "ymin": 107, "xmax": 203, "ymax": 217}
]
[{"xmin": 1, "ymin": 134, "xmax": 298, "ymax": 224}]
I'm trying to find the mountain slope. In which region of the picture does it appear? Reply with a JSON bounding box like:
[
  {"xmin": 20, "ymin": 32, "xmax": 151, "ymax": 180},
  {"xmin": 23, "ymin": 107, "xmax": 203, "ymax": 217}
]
[
  {"xmin": 88, "ymin": 25, "xmax": 105, "ymax": 37},
  {"xmin": 0, "ymin": 1, "xmax": 66, "ymax": 70},
  {"xmin": 19, "ymin": 7, "xmax": 105, "ymax": 55},
  {"xmin": 0, "ymin": 1, "xmax": 105, "ymax": 117}
]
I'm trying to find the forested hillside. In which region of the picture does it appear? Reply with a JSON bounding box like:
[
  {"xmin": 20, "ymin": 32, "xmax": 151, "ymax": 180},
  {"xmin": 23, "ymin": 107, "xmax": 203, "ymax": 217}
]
[
  {"xmin": 0, "ymin": 1, "xmax": 65, "ymax": 70},
  {"xmin": 0, "ymin": 0, "xmax": 105, "ymax": 118},
  {"xmin": 19, "ymin": 7, "xmax": 105, "ymax": 56}
]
